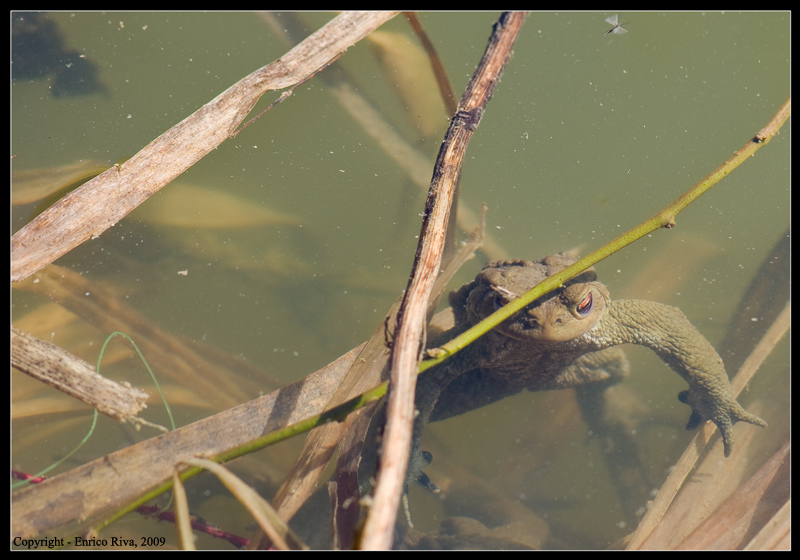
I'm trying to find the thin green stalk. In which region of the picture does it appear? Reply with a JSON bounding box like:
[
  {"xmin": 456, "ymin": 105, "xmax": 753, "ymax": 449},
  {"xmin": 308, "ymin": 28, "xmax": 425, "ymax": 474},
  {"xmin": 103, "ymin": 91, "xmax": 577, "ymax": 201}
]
[
  {"xmin": 420, "ymin": 98, "xmax": 790, "ymax": 373},
  {"xmin": 100, "ymin": 331, "xmax": 177, "ymax": 431}
]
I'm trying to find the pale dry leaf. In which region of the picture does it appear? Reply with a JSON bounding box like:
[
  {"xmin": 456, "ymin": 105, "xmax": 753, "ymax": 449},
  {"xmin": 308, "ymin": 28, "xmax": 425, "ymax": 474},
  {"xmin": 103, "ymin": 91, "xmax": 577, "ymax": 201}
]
[{"xmin": 131, "ymin": 183, "xmax": 301, "ymax": 229}]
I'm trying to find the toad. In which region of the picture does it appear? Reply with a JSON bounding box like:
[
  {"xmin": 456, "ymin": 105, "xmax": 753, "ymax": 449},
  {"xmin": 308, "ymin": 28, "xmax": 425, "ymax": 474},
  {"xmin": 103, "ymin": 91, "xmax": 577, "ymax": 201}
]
[{"xmin": 408, "ymin": 253, "xmax": 767, "ymax": 491}]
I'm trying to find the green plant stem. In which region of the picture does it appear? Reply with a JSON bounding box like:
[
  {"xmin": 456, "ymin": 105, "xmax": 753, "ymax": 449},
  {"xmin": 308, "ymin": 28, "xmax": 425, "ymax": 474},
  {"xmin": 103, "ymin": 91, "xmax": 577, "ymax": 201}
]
[{"xmin": 419, "ymin": 97, "xmax": 790, "ymax": 373}]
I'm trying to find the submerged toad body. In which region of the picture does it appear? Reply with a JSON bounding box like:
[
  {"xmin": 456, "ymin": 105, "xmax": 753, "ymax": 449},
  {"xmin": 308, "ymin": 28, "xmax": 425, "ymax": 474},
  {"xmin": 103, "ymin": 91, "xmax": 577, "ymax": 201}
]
[{"xmin": 409, "ymin": 253, "xmax": 766, "ymax": 487}]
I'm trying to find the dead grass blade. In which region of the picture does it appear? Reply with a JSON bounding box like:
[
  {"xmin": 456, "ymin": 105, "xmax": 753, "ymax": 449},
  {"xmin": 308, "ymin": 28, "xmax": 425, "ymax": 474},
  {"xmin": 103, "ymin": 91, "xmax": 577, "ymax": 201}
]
[
  {"xmin": 172, "ymin": 470, "xmax": 195, "ymax": 550},
  {"xmin": 744, "ymin": 495, "xmax": 791, "ymax": 550},
  {"xmin": 183, "ymin": 457, "xmax": 307, "ymax": 550},
  {"xmin": 676, "ymin": 441, "xmax": 789, "ymax": 550}
]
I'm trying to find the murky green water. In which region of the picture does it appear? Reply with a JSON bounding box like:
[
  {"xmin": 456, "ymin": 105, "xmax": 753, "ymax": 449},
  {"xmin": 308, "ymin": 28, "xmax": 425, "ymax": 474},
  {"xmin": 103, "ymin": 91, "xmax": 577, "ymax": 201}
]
[{"xmin": 12, "ymin": 12, "xmax": 789, "ymax": 549}]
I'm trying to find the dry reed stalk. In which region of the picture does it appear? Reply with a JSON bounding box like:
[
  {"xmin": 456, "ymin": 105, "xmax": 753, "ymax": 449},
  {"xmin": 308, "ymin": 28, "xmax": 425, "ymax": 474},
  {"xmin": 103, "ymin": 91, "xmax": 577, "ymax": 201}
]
[
  {"xmin": 12, "ymin": 326, "xmax": 149, "ymax": 424},
  {"xmin": 361, "ymin": 12, "xmax": 529, "ymax": 549}
]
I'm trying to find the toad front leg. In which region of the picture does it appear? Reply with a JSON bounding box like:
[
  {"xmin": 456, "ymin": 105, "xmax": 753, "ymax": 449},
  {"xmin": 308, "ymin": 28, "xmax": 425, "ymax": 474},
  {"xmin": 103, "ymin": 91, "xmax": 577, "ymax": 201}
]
[{"xmin": 595, "ymin": 300, "xmax": 767, "ymax": 456}]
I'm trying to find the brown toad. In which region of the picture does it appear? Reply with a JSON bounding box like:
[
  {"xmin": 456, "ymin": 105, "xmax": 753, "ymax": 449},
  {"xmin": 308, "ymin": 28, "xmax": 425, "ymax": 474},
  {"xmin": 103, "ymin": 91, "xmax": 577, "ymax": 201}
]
[{"xmin": 408, "ymin": 253, "xmax": 767, "ymax": 490}]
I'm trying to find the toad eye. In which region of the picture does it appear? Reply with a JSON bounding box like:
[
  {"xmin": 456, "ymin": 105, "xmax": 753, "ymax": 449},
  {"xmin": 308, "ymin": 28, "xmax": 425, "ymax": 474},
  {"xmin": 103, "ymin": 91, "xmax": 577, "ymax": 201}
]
[{"xmin": 575, "ymin": 291, "xmax": 593, "ymax": 317}]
